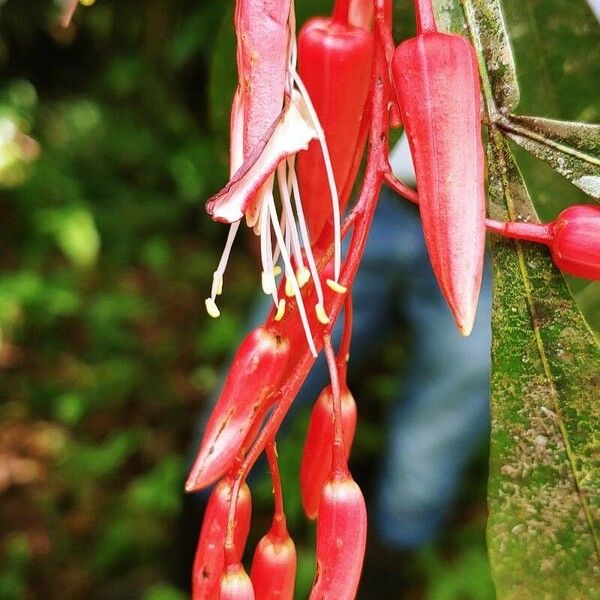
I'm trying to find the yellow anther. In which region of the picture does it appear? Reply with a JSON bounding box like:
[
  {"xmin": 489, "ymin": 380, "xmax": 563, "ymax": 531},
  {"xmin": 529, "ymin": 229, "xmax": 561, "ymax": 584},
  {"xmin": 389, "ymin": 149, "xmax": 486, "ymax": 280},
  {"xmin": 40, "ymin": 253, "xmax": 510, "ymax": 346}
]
[
  {"xmin": 80, "ymin": 0, "xmax": 96, "ymax": 6},
  {"xmin": 326, "ymin": 279, "xmax": 347, "ymax": 294},
  {"xmin": 297, "ymin": 266, "xmax": 311, "ymax": 287},
  {"xmin": 273, "ymin": 265, "xmax": 282, "ymax": 277},
  {"xmin": 262, "ymin": 271, "xmax": 276, "ymax": 295},
  {"xmin": 274, "ymin": 298, "xmax": 286, "ymax": 321},
  {"xmin": 315, "ymin": 303, "xmax": 330, "ymax": 325},
  {"xmin": 285, "ymin": 278, "xmax": 294, "ymax": 298},
  {"xmin": 213, "ymin": 273, "xmax": 223, "ymax": 296},
  {"xmin": 205, "ymin": 298, "xmax": 220, "ymax": 318}
]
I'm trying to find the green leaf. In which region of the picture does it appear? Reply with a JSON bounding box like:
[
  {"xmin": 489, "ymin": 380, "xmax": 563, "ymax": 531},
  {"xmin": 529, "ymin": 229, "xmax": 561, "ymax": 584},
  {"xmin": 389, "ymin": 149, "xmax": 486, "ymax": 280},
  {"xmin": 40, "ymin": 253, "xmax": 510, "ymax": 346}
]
[
  {"xmin": 450, "ymin": 0, "xmax": 600, "ymax": 595},
  {"xmin": 500, "ymin": 115, "xmax": 600, "ymax": 199},
  {"xmin": 460, "ymin": 0, "xmax": 520, "ymax": 112},
  {"xmin": 487, "ymin": 129, "xmax": 600, "ymax": 598}
]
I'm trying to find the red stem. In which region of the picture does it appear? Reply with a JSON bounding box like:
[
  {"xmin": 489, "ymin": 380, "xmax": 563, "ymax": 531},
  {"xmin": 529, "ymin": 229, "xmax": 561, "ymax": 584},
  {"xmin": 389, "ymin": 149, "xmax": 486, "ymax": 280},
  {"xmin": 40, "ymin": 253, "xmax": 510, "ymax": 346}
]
[
  {"xmin": 384, "ymin": 172, "xmax": 556, "ymax": 244},
  {"xmin": 265, "ymin": 440, "xmax": 288, "ymax": 540},
  {"xmin": 332, "ymin": 0, "xmax": 351, "ymax": 25},
  {"xmin": 485, "ymin": 218, "xmax": 554, "ymax": 244},
  {"xmin": 337, "ymin": 293, "xmax": 353, "ymax": 379},
  {"xmin": 384, "ymin": 171, "xmax": 418, "ymax": 204},
  {"xmin": 414, "ymin": 0, "xmax": 438, "ymax": 33},
  {"xmin": 323, "ymin": 334, "xmax": 347, "ymax": 478},
  {"xmin": 224, "ymin": 476, "xmax": 242, "ymax": 566}
]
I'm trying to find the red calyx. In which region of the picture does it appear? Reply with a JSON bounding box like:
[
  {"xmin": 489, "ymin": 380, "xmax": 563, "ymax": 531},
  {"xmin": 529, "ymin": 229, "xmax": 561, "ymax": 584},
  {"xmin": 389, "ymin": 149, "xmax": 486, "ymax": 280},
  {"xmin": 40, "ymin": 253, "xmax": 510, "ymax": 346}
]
[
  {"xmin": 300, "ymin": 386, "xmax": 357, "ymax": 519},
  {"xmin": 186, "ymin": 326, "xmax": 290, "ymax": 491},
  {"xmin": 220, "ymin": 562, "xmax": 256, "ymax": 600},
  {"xmin": 309, "ymin": 472, "xmax": 367, "ymax": 599},
  {"xmin": 192, "ymin": 479, "xmax": 252, "ymax": 600},
  {"xmin": 250, "ymin": 519, "xmax": 297, "ymax": 600},
  {"xmin": 391, "ymin": 8, "xmax": 485, "ymax": 336},
  {"xmin": 296, "ymin": 15, "xmax": 373, "ymax": 244}
]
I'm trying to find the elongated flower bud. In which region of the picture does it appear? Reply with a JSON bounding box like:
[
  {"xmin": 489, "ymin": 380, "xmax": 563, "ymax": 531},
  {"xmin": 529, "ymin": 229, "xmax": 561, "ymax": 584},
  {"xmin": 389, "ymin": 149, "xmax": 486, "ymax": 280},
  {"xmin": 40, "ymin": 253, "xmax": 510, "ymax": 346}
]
[
  {"xmin": 192, "ymin": 479, "xmax": 252, "ymax": 600},
  {"xmin": 391, "ymin": 2, "xmax": 485, "ymax": 336},
  {"xmin": 220, "ymin": 563, "xmax": 255, "ymax": 600},
  {"xmin": 186, "ymin": 327, "xmax": 290, "ymax": 491},
  {"xmin": 250, "ymin": 521, "xmax": 297, "ymax": 600},
  {"xmin": 297, "ymin": 16, "xmax": 373, "ymax": 244},
  {"xmin": 309, "ymin": 473, "xmax": 367, "ymax": 599},
  {"xmin": 300, "ymin": 386, "xmax": 357, "ymax": 519}
]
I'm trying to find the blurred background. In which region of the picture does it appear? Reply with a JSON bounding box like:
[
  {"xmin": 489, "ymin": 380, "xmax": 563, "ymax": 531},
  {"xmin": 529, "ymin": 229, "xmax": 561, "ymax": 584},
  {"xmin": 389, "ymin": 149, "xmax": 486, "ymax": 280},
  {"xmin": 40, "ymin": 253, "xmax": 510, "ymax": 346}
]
[{"xmin": 0, "ymin": 1, "xmax": 597, "ymax": 599}]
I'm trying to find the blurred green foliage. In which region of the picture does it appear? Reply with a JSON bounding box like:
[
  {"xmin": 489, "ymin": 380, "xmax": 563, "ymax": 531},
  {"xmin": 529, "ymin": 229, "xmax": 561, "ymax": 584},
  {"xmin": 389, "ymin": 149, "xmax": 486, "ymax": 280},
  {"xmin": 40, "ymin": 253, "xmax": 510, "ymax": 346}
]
[
  {"xmin": 0, "ymin": 1, "xmax": 257, "ymax": 598},
  {"xmin": 0, "ymin": 1, "xmax": 596, "ymax": 600}
]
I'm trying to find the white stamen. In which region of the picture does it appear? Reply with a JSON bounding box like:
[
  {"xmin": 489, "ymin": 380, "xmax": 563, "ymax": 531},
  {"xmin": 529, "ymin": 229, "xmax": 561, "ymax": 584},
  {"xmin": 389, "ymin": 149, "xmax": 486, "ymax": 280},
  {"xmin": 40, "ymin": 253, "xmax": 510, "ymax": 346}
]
[
  {"xmin": 285, "ymin": 278, "xmax": 294, "ymax": 298},
  {"xmin": 284, "ymin": 215, "xmax": 292, "ymax": 261},
  {"xmin": 267, "ymin": 195, "xmax": 317, "ymax": 357},
  {"xmin": 262, "ymin": 271, "xmax": 276, "ymax": 295},
  {"xmin": 326, "ymin": 279, "xmax": 347, "ymax": 294},
  {"xmin": 205, "ymin": 298, "xmax": 220, "ymax": 319},
  {"xmin": 315, "ymin": 302, "xmax": 330, "ymax": 325},
  {"xmin": 260, "ymin": 196, "xmax": 279, "ymax": 304},
  {"xmin": 277, "ymin": 163, "xmax": 306, "ymax": 273},
  {"xmin": 272, "ymin": 211, "xmax": 286, "ymax": 267},
  {"xmin": 290, "ymin": 67, "xmax": 342, "ymax": 282},
  {"xmin": 289, "ymin": 159, "xmax": 326, "ymax": 308},
  {"xmin": 274, "ymin": 298, "xmax": 286, "ymax": 321},
  {"xmin": 213, "ymin": 272, "xmax": 223, "ymax": 296},
  {"xmin": 210, "ymin": 221, "xmax": 241, "ymax": 300},
  {"xmin": 297, "ymin": 266, "xmax": 311, "ymax": 287}
]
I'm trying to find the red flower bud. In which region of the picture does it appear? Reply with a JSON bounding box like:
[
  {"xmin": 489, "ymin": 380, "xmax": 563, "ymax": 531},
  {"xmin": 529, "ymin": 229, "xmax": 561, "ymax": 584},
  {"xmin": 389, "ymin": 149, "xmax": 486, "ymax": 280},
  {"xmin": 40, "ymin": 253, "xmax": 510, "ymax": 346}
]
[
  {"xmin": 300, "ymin": 386, "xmax": 357, "ymax": 519},
  {"xmin": 551, "ymin": 205, "xmax": 600, "ymax": 280},
  {"xmin": 391, "ymin": 1, "xmax": 485, "ymax": 336},
  {"xmin": 220, "ymin": 563, "xmax": 255, "ymax": 600},
  {"xmin": 186, "ymin": 327, "xmax": 290, "ymax": 491},
  {"xmin": 309, "ymin": 473, "xmax": 367, "ymax": 599},
  {"xmin": 250, "ymin": 521, "xmax": 297, "ymax": 600},
  {"xmin": 296, "ymin": 15, "xmax": 373, "ymax": 244},
  {"xmin": 192, "ymin": 479, "xmax": 252, "ymax": 600}
]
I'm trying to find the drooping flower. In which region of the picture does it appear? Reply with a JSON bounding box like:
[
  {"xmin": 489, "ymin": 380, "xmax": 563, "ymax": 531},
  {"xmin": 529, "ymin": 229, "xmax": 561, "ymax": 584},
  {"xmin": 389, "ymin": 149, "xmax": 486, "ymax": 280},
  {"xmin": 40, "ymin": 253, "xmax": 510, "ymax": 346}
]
[{"xmin": 203, "ymin": 0, "xmax": 346, "ymax": 357}]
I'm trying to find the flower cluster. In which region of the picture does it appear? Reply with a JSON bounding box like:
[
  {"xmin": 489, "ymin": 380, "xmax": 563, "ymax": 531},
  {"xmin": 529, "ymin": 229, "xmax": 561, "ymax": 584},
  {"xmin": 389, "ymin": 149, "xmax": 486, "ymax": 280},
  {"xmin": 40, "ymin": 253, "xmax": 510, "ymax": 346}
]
[{"xmin": 187, "ymin": 0, "xmax": 600, "ymax": 597}]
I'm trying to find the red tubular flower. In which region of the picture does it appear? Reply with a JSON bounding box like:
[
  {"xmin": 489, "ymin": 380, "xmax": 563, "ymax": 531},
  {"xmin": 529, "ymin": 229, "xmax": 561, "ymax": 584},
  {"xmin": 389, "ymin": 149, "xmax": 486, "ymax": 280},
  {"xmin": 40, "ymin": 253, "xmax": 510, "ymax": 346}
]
[
  {"xmin": 309, "ymin": 472, "xmax": 367, "ymax": 600},
  {"xmin": 186, "ymin": 327, "xmax": 290, "ymax": 491},
  {"xmin": 192, "ymin": 479, "xmax": 252, "ymax": 600},
  {"xmin": 300, "ymin": 386, "xmax": 357, "ymax": 519},
  {"xmin": 220, "ymin": 563, "xmax": 255, "ymax": 600},
  {"xmin": 296, "ymin": 3, "xmax": 373, "ymax": 244},
  {"xmin": 487, "ymin": 205, "xmax": 600, "ymax": 281},
  {"xmin": 391, "ymin": 0, "xmax": 485, "ymax": 336},
  {"xmin": 250, "ymin": 521, "xmax": 297, "ymax": 600}
]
